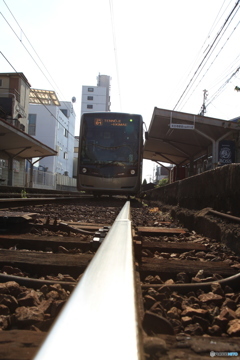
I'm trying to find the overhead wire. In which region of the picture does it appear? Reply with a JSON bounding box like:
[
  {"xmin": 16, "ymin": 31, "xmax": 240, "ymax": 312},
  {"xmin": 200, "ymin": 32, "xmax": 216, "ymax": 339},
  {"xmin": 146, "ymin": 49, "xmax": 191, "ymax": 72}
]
[
  {"xmin": 180, "ymin": 7, "xmax": 240, "ymax": 112},
  {"xmin": 1, "ymin": 0, "xmax": 74, "ymax": 117},
  {"xmin": 0, "ymin": 51, "xmax": 77, "ymax": 145},
  {"xmin": 0, "ymin": 3, "xmax": 78, "ymax": 144},
  {"xmin": 209, "ymin": 52, "xmax": 240, "ymax": 90},
  {"xmin": 206, "ymin": 65, "xmax": 240, "ymax": 107},
  {"xmin": 167, "ymin": 0, "xmax": 228, "ymax": 107},
  {"xmin": 109, "ymin": 0, "xmax": 122, "ymax": 111},
  {"xmin": 173, "ymin": 0, "xmax": 240, "ymax": 111}
]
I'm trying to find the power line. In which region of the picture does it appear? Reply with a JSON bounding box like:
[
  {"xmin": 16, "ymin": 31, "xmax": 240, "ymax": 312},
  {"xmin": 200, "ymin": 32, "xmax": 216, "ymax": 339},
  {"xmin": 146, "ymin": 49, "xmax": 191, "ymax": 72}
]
[
  {"xmin": 173, "ymin": 0, "xmax": 240, "ymax": 111},
  {"xmin": 1, "ymin": 0, "xmax": 80, "ymax": 143},
  {"xmin": 166, "ymin": 0, "xmax": 229, "ymax": 108},
  {"xmin": 1, "ymin": 1, "xmax": 75, "ymax": 116},
  {"xmin": 109, "ymin": 0, "xmax": 122, "ymax": 111},
  {"xmin": 179, "ymin": 14, "xmax": 240, "ymax": 112},
  {"xmin": 206, "ymin": 65, "xmax": 240, "ymax": 107},
  {"xmin": 0, "ymin": 51, "xmax": 78, "ymax": 144}
]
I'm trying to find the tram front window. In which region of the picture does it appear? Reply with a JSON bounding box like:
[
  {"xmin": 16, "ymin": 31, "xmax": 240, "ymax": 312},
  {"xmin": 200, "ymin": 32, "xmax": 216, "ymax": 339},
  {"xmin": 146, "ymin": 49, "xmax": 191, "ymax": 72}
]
[{"xmin": 81, "ymin": 127, "xmax": 138, "ymax": 165}]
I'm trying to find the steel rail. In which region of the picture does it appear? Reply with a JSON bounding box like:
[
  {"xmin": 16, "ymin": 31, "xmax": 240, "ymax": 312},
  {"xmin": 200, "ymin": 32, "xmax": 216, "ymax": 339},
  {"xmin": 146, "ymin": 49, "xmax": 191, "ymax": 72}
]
[
  {"xmin": 0, "ymin": 197, "xmax": 82, "ymax": 209},
  {"xmin": 208, "ymin": 209, "xmax": 240, "ymax": 223},
  {"xmin": 33, "ymin": 201, "xmax": 143, "ymax": 360}
]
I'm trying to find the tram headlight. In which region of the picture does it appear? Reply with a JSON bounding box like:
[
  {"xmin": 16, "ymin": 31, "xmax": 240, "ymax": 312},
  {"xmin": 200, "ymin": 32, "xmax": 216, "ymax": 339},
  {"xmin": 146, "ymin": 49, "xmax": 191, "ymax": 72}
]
[
  {"xmin": 130, "ymin": 169, "xmax": 135, "ymax": 175},
  {"xmin": 82, "ymin": 167, "xmax": 87, "ymax": 174}
]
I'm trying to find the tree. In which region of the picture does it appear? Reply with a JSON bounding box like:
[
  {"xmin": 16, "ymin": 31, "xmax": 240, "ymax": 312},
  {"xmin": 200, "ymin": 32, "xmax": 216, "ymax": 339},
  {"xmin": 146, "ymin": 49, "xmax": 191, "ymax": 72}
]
[
  {"xmin": 142, "ymin": 179, "xmax": 147, "ymax": 185},
  {"xmin": 155, "ymin": 178, "xmax": 168, "ymax": 187}
]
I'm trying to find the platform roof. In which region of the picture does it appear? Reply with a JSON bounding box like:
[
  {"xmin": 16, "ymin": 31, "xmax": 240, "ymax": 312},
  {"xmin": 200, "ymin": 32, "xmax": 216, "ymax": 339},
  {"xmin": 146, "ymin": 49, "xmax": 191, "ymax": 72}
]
[
  {"xmin": 143, "ymin": 107, "xmax": 240, "ymax": 166},
  {"xmin": 0, "ymin": 118, "xmax": 57, "ymax": 159}
]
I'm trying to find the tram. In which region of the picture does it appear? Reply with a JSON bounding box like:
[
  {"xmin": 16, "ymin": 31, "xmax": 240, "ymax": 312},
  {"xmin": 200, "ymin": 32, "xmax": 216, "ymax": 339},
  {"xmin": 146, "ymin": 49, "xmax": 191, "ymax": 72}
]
[{"xmin": 77, "ymin": 112, "xmax": 143, "ymax": 196}]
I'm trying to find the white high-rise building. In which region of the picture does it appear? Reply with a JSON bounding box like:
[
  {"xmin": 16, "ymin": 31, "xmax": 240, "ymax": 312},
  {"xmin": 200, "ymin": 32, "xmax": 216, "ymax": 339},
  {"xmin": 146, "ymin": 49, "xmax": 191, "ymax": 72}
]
[
  {"xmin": 28, "ymin": 90, "xmax": 76, "ymax": 177},
  {"xmin": 80, "ymin": 74, "xmax": 111, "ymax": 116}
]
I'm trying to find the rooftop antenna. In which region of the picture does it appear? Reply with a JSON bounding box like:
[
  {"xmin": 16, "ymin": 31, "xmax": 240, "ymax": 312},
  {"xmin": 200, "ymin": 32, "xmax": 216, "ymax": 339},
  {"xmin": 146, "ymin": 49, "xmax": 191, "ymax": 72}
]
[{"xmin": 199, "ymin": 89, "xmax": 208, "ymax": 116}]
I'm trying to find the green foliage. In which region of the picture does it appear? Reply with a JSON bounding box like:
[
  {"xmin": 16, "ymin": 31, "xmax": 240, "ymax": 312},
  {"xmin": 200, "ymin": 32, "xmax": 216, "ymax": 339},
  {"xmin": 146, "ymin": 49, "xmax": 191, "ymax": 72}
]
[
  {"xmin": 142, "ymin": 179, "xmax": 147, "ymax": 185},
  {"xmin": 21, "ymin": 189, "xmax": 27, "ymax": 198},
  {"xmin": 155, "ymin": 178, "xmax": 169, "ymax": 187}
]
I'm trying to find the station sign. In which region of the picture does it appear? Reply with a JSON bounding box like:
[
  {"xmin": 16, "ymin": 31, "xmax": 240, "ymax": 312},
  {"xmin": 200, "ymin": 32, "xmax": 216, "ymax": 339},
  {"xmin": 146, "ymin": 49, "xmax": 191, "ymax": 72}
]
[
  {"xmin": 218, "ymin": 140, "xmax": 235, "ymax": 165},
  {"xmin": 170, "ymin": 124, "xmax": 195, "ymax": 129}
]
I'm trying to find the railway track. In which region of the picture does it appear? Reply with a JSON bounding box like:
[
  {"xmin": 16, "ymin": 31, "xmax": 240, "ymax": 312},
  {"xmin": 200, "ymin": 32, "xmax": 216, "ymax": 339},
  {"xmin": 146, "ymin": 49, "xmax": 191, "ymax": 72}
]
[{"xmin": 0, "ymin": 197, "xmax": 239, "ymax": 359}]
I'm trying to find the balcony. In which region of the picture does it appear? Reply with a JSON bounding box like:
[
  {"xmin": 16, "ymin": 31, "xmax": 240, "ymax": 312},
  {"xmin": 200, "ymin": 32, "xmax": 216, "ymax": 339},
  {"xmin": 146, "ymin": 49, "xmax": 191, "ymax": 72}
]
[
  {"xmin": 0, "ymin": 88, "xmax": 20, "ymax": 102},
  {"xmin": 6, "ymin": 118, "xmax": 25, "ymax": 132}
]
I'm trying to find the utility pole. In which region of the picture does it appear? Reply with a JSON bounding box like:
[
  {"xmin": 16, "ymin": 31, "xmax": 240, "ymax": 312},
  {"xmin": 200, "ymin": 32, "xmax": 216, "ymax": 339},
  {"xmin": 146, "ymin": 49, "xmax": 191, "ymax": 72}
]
[{"xmin": 200, "ymin": 89, "xmax": 208, "ymax": 116}]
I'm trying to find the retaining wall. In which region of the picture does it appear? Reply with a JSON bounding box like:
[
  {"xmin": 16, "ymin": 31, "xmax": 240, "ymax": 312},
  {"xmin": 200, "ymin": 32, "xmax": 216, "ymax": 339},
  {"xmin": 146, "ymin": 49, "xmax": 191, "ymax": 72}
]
[{"xmin": 143, "ymin": 164, "xmax": 240, "ymax": 216}]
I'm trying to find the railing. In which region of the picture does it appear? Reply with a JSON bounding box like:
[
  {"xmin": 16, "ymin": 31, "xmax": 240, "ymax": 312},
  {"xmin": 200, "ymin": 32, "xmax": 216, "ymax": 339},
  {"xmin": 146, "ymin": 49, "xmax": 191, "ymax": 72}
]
[
  {"xmin": 33, "ymin": 201, "xmax": 143, "ymax": 360},
  {"xmin": 25, "ymin": 169, "xmax": 77, "ymax": 190},
  {"xmin": 0, "ymin": 88, "xmax": 20, "ymax": 102},
  {"xmin": 56, "ymin": 173, "xmax": 77, "ymax": 190}
]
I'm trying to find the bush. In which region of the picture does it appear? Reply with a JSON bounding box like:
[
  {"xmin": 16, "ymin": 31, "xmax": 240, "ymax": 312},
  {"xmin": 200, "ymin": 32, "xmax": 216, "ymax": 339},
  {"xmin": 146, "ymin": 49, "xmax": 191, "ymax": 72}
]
[{"xmin": 155, "ymin": 178, "xmax": 168, "ymax": 187}]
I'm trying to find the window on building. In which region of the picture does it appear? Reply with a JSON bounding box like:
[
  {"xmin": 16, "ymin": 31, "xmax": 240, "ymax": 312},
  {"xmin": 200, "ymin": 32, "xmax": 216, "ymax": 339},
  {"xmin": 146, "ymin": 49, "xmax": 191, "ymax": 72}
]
[
  {"xmin": 64, "ymin": 152, "xmax": 68, "ymax": 159},
  {"xmin": 28, "ymin": 114, "xmax": 37, "ymax": 136},
  {"xmin": 87, "ymin": 105, "xmax": 93, "ymax": 109},
  {"xmin": 87, "ymin": 96, "xmax": 93, "ymax": 100},
  {"xmin": 60, "ymin": 109, "xmax": 68, "ymax": 117},
  {"xmin": 64, "ymin": 128, "xmax": 68, "ymax": 137},
  {"xmin": 0, "ymin": 79, "xmax": 2, "ymax": 87},
  {"xmin": 88, "ymin": 88, "xmax": 94, "ymax": 92}
]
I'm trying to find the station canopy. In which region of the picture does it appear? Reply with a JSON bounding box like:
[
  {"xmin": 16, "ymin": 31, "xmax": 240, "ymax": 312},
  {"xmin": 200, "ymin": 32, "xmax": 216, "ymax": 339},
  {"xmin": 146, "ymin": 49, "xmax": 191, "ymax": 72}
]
[
  {"xmin": 143, "ymin": 107, "xmax": 240, "ymax": 166},
  {"xmin": 0, "ymin": 118, "xmax": 57, "ymax": 159}
]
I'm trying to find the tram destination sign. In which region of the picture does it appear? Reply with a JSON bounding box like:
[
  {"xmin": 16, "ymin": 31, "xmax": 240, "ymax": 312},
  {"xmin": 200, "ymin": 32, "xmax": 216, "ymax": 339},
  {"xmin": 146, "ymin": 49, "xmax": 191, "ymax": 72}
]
[
  {"xmin": 94, "ymin": 118, "xmax": 127, "ymax": 127},
  {"xmin": 170, "ymin": 124, "xmax": 195, "ymax": 130}
]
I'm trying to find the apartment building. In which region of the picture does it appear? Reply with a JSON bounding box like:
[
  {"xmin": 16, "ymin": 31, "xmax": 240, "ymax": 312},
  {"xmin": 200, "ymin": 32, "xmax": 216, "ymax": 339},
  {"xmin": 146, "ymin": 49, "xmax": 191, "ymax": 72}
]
[
  {"xmin": 0, "ymin": 72, "xmax": 30, "ymax": 131},
  {"xmin": 80, "ymin": 74, "xmax": 111, "ymax": 116},
  {"xmin": 29, "ymin": 90, "xmax": 76, "ymax": 177},
  {"xmin": 72, "ymin": 74, "xmax": 111, "ymax": 179},
  {"xmin": 0, "ymin": 73, "xmax": 57, "ymax": 187}
]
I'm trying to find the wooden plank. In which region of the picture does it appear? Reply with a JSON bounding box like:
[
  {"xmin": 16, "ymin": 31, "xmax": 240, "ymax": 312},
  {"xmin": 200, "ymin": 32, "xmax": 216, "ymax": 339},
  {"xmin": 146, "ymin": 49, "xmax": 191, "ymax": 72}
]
[
  {"xmin": 142, "ymin": 241, "xmax": 206, "ymax": 252},
  {"xmin": 0, "ymin": 331, "xmax": 239, "ymax": 360},
  {"xmin": 140, "ymin": 258, "xmax": 237, "ymax": 278},
  {"xmin": 0, "ymin": 249, "xmax": 92, "ymax": 267},
  {"xmin": 0, "ymin": 330, "xmax": 45, "ymax": 360},
  {"xmin": 144, "ymin": 334, "xmax": 240, "ymax": 359},
  {"xmin": 0, "ymin": 235, "xmax": 92, "ymax": 251},
  {"xmin": 137, "ymin": 226, "xmax": 186, "ymax": 235},
  {"xmin": 0, "ymin": 211, "xmax": 38, "ymax": 222},
  {"xmin": 0, "ymin": 249, "xmax": 93, "ymax": 278}
]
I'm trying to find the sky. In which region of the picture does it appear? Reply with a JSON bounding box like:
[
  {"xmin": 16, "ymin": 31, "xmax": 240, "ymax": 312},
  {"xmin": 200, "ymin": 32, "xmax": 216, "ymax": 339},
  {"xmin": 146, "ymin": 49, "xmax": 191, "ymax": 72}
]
[{"xmin": 1, "ymin": 0, "xmax": 240, "ymax": 182}]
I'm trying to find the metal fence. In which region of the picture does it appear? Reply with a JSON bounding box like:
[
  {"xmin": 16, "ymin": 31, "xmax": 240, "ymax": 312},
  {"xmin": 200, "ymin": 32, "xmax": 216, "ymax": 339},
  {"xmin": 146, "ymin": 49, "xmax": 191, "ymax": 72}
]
[{"xmin": 26, "ymin": 169, "xmax": 77, "ymax": 190}]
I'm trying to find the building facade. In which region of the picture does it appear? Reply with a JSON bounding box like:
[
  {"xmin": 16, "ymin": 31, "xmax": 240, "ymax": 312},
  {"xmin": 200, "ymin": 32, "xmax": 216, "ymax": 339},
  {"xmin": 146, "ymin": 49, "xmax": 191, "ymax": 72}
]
[
  {"xmin": 0, "ymin": 73, "xmax": 31, "ymax": 186},
  {"xmin": 29, "ymin": 94, "xmax": 76, "ymax": 177},
  {"xmin": 0, "ymin": 72, "xmax": 31, "ymax": 131},
  {"xmin": 80, "ymin": 74, "xmax": 111, "ymax": 116}
]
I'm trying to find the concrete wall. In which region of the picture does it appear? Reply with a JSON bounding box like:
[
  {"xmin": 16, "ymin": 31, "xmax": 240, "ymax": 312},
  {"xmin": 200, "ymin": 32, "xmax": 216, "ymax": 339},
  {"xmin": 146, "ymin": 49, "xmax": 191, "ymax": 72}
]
[
  {"xmin": 29, "ymin": 102, "xmax": 76, "ymax": 177},
  {"xmin": 81, "ymin": 86, "xmax": 107, "ymax": 115},
  {"xmin": 143, "ymin": 164, "xmax": 240, "ymax": 216}
]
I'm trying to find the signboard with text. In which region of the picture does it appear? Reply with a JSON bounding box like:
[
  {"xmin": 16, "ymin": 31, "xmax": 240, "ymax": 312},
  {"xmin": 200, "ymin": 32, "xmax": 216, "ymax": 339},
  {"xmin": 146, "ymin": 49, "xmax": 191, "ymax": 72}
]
[
  {"xmin": 218, "ymin": 140, "xmax": 235, "ymax": 165},
  {"xmin": 170, "ymin": 124, "xmax": 195, "ymax": 130}
]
